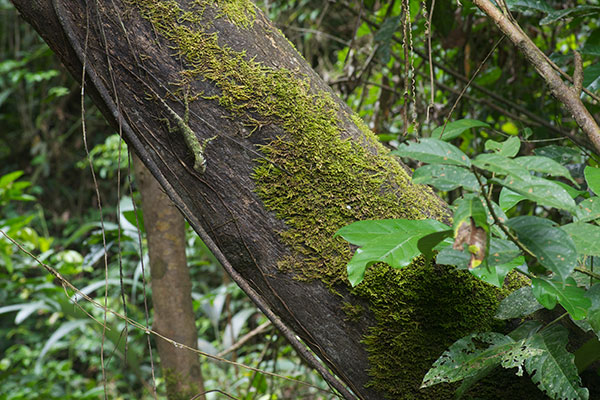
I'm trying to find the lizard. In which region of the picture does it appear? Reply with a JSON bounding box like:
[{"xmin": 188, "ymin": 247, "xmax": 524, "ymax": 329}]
[{"xmin": 138, "ymin": 79, "xmax": 216, "ymax": 174}]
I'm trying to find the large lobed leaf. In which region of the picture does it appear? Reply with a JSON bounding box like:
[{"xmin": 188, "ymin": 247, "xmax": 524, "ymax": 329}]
[{"xmin": 335, "ymin": 219, "xmax": 448, "ymax": 286}]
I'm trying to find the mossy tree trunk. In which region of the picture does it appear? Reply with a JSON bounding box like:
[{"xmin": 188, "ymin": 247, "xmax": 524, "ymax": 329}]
[{"xmin": 11, "ymin": 0, "xmax": 546, "ymax": 398}]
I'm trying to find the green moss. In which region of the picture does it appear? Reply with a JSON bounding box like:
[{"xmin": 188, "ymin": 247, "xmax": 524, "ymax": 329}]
[
  {"xmin": 341, "ymin": 302, "xmax": 364, "ymax": 322},
  {"xmin": 163, "ymin": 367, "xmax": 200, "ymax": 400},
  {"xmin": 129, "ymin": 2, "xmax": 515, "ymax": 398}
]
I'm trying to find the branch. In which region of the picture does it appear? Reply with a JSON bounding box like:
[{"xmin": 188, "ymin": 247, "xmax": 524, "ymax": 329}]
[{"xmin": 472, "ymin": 0, "xmax": 600, "ymax": 155}]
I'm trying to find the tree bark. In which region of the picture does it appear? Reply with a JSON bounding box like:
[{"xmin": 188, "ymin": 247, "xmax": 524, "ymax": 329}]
[
  {"xmin": 10, "ymin": 1, "xmax": 549, "ymax": 398},
  {"xmin": 133, "ymin": 154, "xmax": 205, "ymax": 400}
]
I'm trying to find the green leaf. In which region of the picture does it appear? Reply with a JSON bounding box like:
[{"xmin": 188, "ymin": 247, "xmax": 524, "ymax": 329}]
[
  {"xmin": 584, "ymin": 166, "xmax": 600, "ymax": 196},
  {"xmin": 583, "ymin": 64, "xmax": 600, "ymax": 93},
  {"xmin": 561, "ymin": 222, "xmax": 600, "ymax": 257},
  {"xmin": 575, "ymin": 197, "xmax": 600, "ymax": 223},
  {"xmin": 541, "ymin": 5, "xmax": 600, "ymax": 25},
  {"xmin": 432, "ymin": 119, "xmax": 490, "ymax": 141},
  {"xmin": 526, "ymin": 325, "xmax": 589, "ymax": 400},
  {"xmin": 470, "ymin": 256, "xmax": 523, "ymax": 288},
  {"xmin": 421, "ymin": 332, "xmax": 542, "ymax": 389},
  {"xmin": 505, "ymin": 0, "xmax": 553, "ymax": 14},
  {"xmin": 417, "ymin": 229, "xmax": 453, "ymax": 262},
  {"xmin": 454, "ymin": 195, "xmax": 488, "ymax": 234},
  {"xmin": 585, "ymin": 284, "xmax": 600, "ymax": 340},
  {"xmin": 487, "ymin": 238, "xmax": 521, "ymax": 266},
  {"xmin": 555, "ymin": 181, "xmax": 587, "ymax": 199},
  {"xmin": 496, "ymin": 287, "xmax": 544, "ymax": 320},
  {"xmin": 412, "ymin": 164, "xmax": 479, "ymax": 191},
  {"xmin": 534, "ymin": 145, "xmax": 582, "ymax": 164},
  {"xmin": 531, "ymin": 276, "xmax": 591, "ymax": 320},
  {"xmin": 0, "ymin": 170, "xmax": 24, "ymax": 188},
  {"xmin": 506, "ymin": 216, "xmax": 577, "ymax": 280},
  {"xmin": 484, "ymin": 136, "xmax": 520, "ymax": 157},
  {"xmin": 336, "ymin": 219, "xmax": 449, "ymax": 286},
  {"xmin": 514, "ymin": 156, "xmax": 577, "ymax": 184},
  {"xmin": 436, "ymin": 247, "xmax": 470, "ymax": 269},
  {"xmin": 393, "ymin": 138, "xmax": 471, "ymax": 167},
  {"xmin": 499, "ymin": 174, "xmax": 576, "ymax": 213},
  {"xmin": 473, "ymin": 153, "xmax": 528, "ymax": 177},
  {"xmin": 499, "ymin": 187, "xmax": 526, "ymax": 211}
]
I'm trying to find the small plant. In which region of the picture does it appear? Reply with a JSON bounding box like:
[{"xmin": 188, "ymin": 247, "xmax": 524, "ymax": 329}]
[{"xmin": 336, "ymin": 120, "xmax": 600, "ymax": 399}]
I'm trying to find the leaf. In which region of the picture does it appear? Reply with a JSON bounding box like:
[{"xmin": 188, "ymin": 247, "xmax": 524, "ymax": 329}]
[
  {"xmin": 436, "ymin": 246, "xmax": 470, "ymax": 269},
  {"xmin": 487, "ymin": 237, "xmax": 520, "ymax": 266},
  {"xmin": 575, "ymin": 197, "xmax": 600, "ymax": 223},
  {"xmin": 412, "ymin": 164, "xmax": 479, "ymax": 191},
  {"xmin": 417, "ymin": 229, "xmax": 453, "ymax": 262},
  {"xmin": 473, "ymin": 153, "xmax": 528, "ymax": 177},
  {"xmin": 555, "ymin": 181, "xmax": 587, "ymax": 199},
  {"xmin": 499, "ymin": 174, "xmax": 576, "ymax": 213},
  {"xmin": 432, "ymin": 119, "xmax": 490, "ymax": 141},
  {"xmin": 336, "ymin": 219, "xmax": 449, "ymax": 286},
  {"xmin": 0, "ymin": 170, "xmax": 24, "ymax": 188},
  {"xmin": 470, "ymin": 256, "xmax": 523, "ymax": 288},
  {"xmin": 506, "ymin": 216, "xmax": 578, "ymax": 280},
  {"xmin": 561, "ymin": 222, "xmax": 600, "ymax": 257},
  {"xmin": 35, "ymin": 319, "xmax": 90, "ymax": 374},
  {"xmin": 514, "ymin": 156, "xmax": 577, "ymax": 184},
  {"xmin": 583, "ymin": 63, "xmax": 600, "ymax": 93},
  {"xmin": 496, "ymin": 287, "xmax": 544, "ymax": 320},
  {"xmin": 584, "ymin": 166, "xmax": 600, "ymax": 196},
  {"xmin": 499, "ymin": 187, "xmax": 526, "ymax": 211},
  {"xmin": 453, "ymin": 196, "xmax": 489, "ymax": 269},
  {"xmin": 453, "ymin": 195, "xmax": 488, "ymax": 234},
  {"xmin": 534, "ymin": 145, "xmax": 582, "ymax": 164},
  {"xmin": 392, "ymin": 138, "xmax": 471, "ymax": 167},
  {"xmin": 484, "ymin": 136, "xmax": 520, "ymax": 157},
  {"xmin": 421, "ymin": 332, "xmax": 542, "ymax": 389},
  {"xmin": 505, "ymin": 0, "xmax": 554, "ymax": 14},
  {"xmin": 585, "ymin": 284, "xmax": 600, "ymax": 340},
  {"xmin": 526, "ymin": 325, "xmax": 589, "ymax": 400},
  {"xmin": 540, "ymin": 5, "xmax": 600, "ymax": 25},
  {"xmin": 531, "ymin": 276, "xmax": 591, "ymax": 320}
]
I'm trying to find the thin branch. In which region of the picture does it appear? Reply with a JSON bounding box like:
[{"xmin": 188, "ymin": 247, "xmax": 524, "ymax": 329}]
[{"xmin": 472, "ymin": 0, "xmax": 600, "ymax": 155}]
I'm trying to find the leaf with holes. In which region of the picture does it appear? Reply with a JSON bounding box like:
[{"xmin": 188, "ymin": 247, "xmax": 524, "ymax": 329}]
[
  {"xmin": 421, "ymin": 332, "xmax": 542, "ymax": 390},
  {"xmin": 496, "ymin": 287, "xmax": 544, "ymax": 320},
  {"xmin": 526, "ymin": 325, "xmax": 589, "ymax": 400}
]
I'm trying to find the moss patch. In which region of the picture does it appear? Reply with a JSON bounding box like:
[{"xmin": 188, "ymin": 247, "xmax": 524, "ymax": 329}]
[{"xmin": 129, "ymin": 1, "xmax": 512, "ymax": 398}]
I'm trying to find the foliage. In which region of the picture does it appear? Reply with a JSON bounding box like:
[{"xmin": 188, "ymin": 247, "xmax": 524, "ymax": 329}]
[{"xmin": 338, "ymin": 124, "xmax": 600, "ymax": 398}]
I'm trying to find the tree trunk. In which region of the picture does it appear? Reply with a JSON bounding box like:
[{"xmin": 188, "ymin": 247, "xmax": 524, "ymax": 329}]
[
  {"xmin": 133, "ymin": 154, "xmax": 205, "ymax": 400},
  {"xmin": 10, "ymin": 0, "xmax": 545, "ymax": 398}
]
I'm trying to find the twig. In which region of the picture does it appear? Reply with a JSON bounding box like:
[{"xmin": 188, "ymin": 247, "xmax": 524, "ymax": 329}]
[{"xmin": 472, "ymin": 0, "xmax": 600, "ymax": 155}]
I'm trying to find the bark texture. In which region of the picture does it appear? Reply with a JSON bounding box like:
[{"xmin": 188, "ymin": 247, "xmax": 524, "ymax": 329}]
[{"xmin": 10, "ymin": 0, "xmax": 549, "ymax": 398}]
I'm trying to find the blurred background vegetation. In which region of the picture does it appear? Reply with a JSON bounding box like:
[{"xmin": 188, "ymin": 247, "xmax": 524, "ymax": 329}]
[{"xmin": 1, "ymin": 0, "xmax": 598, "ymax": 398}]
